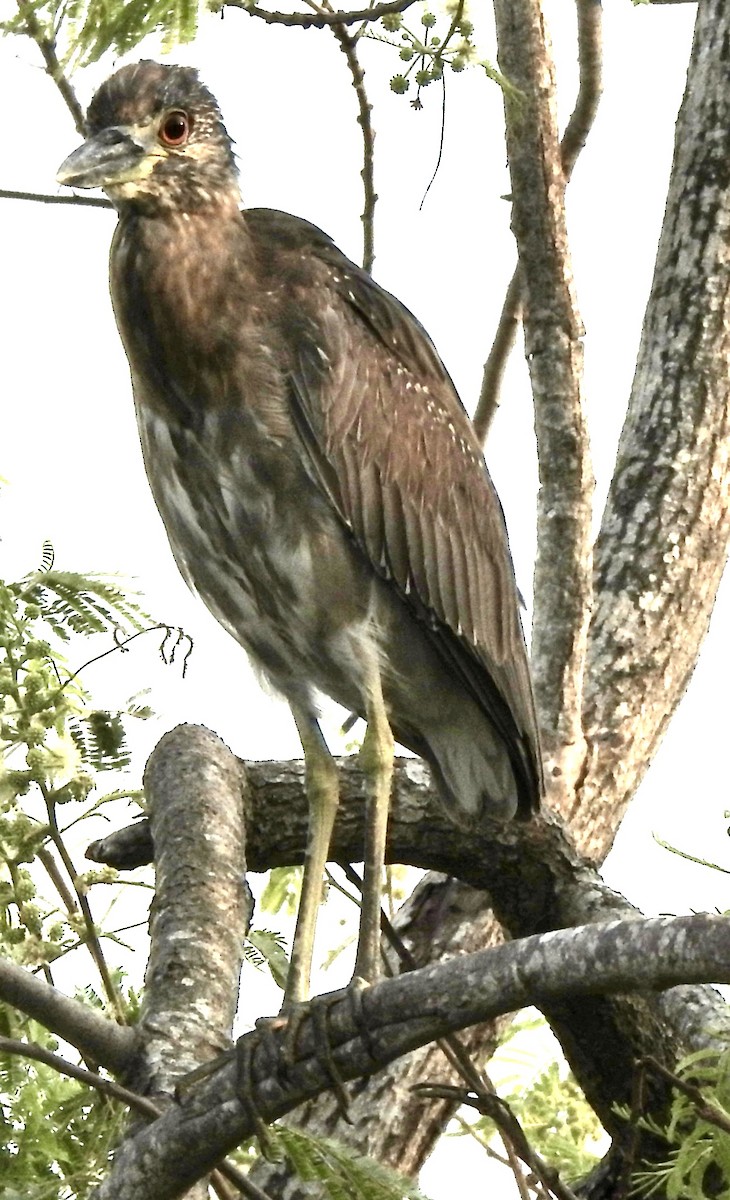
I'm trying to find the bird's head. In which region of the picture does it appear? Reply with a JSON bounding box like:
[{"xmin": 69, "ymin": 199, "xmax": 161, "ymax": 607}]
[{"xmin": 57, "ymin": 61, "xmax": 240, "ymax": 214}]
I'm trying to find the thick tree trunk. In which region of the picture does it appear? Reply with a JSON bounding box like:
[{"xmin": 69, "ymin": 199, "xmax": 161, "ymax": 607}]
[{"xmin": 579, "ymin": 0, "xmax": 730, "ymax": 853}]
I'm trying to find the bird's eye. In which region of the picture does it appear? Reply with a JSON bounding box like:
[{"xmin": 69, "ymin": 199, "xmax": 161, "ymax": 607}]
[{"xmin": 159, "ymin": 111, "xmax": 190, "ymax": 147}]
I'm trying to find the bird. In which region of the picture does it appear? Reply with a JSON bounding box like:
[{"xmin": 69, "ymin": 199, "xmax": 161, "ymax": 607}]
[{"xmin": 57, "ymin": 60, "xmax": 542, "ymax": 1008}]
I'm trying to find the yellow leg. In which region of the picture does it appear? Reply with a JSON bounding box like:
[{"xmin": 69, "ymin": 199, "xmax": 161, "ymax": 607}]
[
  {"xmin": 354, "ymin": 669, "xmax": 394, "ymax": 985},
  {"xmin": 285, "ymin": 707, "xmax": 340, "ymax": 1008}
]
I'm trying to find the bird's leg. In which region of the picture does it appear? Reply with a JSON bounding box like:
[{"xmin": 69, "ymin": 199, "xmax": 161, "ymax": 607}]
[
  {"xmin": 354, "ymin": 667, "xmax": 394, "ymax": 985},
  {"xmin": 285, "ymin": 706, "xmax": 340, "ymax": 1009}
]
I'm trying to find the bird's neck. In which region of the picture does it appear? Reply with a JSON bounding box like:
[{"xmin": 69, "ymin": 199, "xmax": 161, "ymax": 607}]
[
  {"xmin": 110, "ymin": 200, "xmax": 278, "ymax": 427},
  {"xmin": 114, "ymin": 198, "xmax": 255, "ymax": 339}
]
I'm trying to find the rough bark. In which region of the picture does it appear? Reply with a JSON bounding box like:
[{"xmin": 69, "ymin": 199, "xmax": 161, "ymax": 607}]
[
  {"xmin": 85, "ymin": 743, "xmax": 730, "ymax": 1195},
  {"xmin": 494, "ymin": 0, "xmax": 594, "ymax": 801},
  {"xmin": 579, "ymin": 0, "xmax": 730, "ymax": 853},
  {"xmin": 89, "ymin": 911, "xmax": 730, "ymax": 1200},
  {"xmin": 130, "ymin": 726, "xmax": 251, "ymax": 1099}
]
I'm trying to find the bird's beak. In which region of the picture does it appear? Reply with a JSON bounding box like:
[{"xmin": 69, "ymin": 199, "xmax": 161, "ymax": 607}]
[{"xmin": 57, "ymin": 127, "xmax": 150, "ymax": 189}]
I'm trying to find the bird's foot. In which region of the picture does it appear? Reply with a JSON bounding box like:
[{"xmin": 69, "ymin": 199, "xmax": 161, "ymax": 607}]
[
  {"xmin": 234, "ymin": 1023, "xmax": 282, "ymax": 1159},
  {"xmin": 271, "ymin": 979, "xmax": 377, "ymax": 1122},
  {"xmin": 174, "ymin": 1045, "xmax": 237, "ymax": 1099}
]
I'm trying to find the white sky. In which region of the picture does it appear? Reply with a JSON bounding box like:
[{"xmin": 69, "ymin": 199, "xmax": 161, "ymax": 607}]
[{"xmin": 0, "ymin": 0, "xmax": 726, "ymax": 1193}]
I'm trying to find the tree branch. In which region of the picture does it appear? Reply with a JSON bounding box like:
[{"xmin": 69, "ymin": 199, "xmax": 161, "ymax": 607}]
[
  {"xmin": 249, "ymin": 871, "xmax": 509, "ymax": 1195},
  {"xmin": 0, "ymin": 954, "xmax": 133, "ymax": 1073},
  {"xmin": 581, "ymin": 0, "xmax": 730, "ymax": 851},
  {"xmin": 90, "ymin": 912, "xmax": 730, "ymax": 1200},
  {"xmin": 330, "ymin": 20, "xmax": 377, "ymax": 272},
  {"xmin": 129, "ymin": 726, "xmax": 251, "ymax": 1099},
  {"xmin": 225, "ymin": 0, "xmax": 419, "ymax": 29},
  {"xmin": 87, "ymin": 736, "xmax": 730, "ymax": 1185},
  {"xmin": 493, "ymin": 0, "xmax": 594, "ymax": 805},
  {"xmin": 474, "ymin": 0, "xmax": 603, "ymax": 441}
]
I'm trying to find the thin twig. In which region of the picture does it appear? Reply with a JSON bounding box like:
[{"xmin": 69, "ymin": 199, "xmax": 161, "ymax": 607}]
[
  {"xmin": 473, "ymin": 268, "xmax": 523, "ymax": 444},
  {"xmin": 652, "ymin": 836, "xmax": 730, "ymax": 876},
  {"xmin": 0, "ymin": 1034, "xmax": 161, "ymax": 1117},
  {"xmin": 37, "ymin": 845, "xmax": 79, "ymax": 915},
  {"xmin": 415, "ymin": 1083, "xmax": 581, "ymax": 1200},
  {"xmin": 0, "ymin": 187, "xmax": 112, "ymax": 207},
  {"xmin": 15, "ymin": 0, "xmax": 86, "ymax": 134},
  {"xmin": 40, "ymin": 780, "xmax": 126, "ymax": 1023},
  {"xmin": 341, "ymin": 864, "xmax": 535, "ymax": 1199},
  {"xmin": 225, "ymin": 0, "xmax": 418, "ymax": 28},
  {"xmin": 638, "ymin": 1056, "xmax": 730, "ymax": 1135},
  {"xmin": 329, "ymin": 19, "xmax": 377, "ymax": 272},
  {"xmin": 473, "ymin": 0, "xmax": 603, "ymax": 442}
]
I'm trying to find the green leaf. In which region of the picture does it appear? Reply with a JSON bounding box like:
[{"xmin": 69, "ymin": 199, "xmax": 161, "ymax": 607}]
[
  {"xmin": 260, "ymin": 866, "xmax": 302, "ymax": 917},
  {"xmin": 271, "ymin": 1125, "xmax": 432, "ymax": 1200},
  {"xmin": 245, "ymin": 928, "xmax": 290, "ymax": 990}
]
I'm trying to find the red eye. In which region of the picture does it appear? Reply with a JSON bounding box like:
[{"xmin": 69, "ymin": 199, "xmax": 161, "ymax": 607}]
[{"xmin": 159, "ymin": 111, "xmax": 189, "ymax": 147}]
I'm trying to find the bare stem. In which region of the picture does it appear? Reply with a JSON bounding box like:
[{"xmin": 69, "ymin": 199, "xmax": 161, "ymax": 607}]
[
  {"xmin": 330, "ymin": 22, "xmax": 377, "ymax": 272},
  {"xmin": 15, "ymin": 0, "xmax": 85, "ymax": 134},
  {"xmin": 225, "ymin": 0, "xmax": 419, "ymax": 28},
  {"xmin": 41, "ymin": 782, "xmax": 125, "ymax": 1022}
]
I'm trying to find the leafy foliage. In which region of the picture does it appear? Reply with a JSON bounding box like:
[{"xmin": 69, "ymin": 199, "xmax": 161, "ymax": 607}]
[
  {"xmin": 0, "ymin": 549, "xmax": 163, "ymax": 974},
  {"xmin": 244, "ymin": 927, "xmax": 290, "ymax": 989},
  {"xmin": 628, "ymin": 1050, "xmax": 730, "ymax": 1199},
  {"xmin": 454, "ymin": 1014, "xmax": 605, "ymax": 1184},
  {"xmin": 271, "ymin": 1124, "xmax": 431, "ymax": 1200},
  {"xmin": 0, "ymin": 1012, "xmax": 125, "ymax": 1200},
  {"xmin": 510, "ymin": 1060, "xmax": 605, "ymax": 1181},
  {"xmin": 261, "ymin": 864, "xmax": 303, "ymax": 918},
  {"xmin": 0, "ymin": 0, "xmax": 209, "ymax": 68}
]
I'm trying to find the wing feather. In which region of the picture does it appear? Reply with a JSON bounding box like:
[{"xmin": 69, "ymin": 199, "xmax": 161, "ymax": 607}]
[{"xmin": 249, "ymin": 207, "xmax": 541, "ymax": 807}]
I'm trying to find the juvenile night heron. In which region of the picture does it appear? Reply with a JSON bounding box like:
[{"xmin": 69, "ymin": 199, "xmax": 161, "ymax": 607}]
[{"xmin": 58, "ymin": 61, "xmax": 542, "ymax": 1006}]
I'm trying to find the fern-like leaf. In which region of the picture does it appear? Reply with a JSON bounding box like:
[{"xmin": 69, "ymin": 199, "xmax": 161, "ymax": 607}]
[
  {"xmin": 59, "ymin": 0, "xmax": 205, "ymax": 67},
  {"xmin": 272, "ymin": 1126, "xmax": 431, "ymax": 1200},
  {"xmin": 245, "ymin": 928, "xmax": 290, "ymax": 990},
  {"xmin": 17, "ymin": 569, "xmax": 148, "ymax": 642}
]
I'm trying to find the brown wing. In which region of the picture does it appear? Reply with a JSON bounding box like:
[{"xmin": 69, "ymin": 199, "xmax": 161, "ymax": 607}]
[{"xmin": 246, "ymin": 209, "xmax": 541, "ymax": 809}]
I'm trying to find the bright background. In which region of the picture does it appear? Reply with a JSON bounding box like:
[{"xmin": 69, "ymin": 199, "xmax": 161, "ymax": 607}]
[{"xmin": 0, "ymin": 0, "xmax": 726, "ymax": 1192}]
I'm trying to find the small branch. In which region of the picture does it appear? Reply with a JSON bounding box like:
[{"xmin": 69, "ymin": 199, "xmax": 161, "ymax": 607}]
[
  {"xmin": 474, "ymin": 268, "xmax": 523, "ymax": 443},
  {"xmin": 330, "ymin": 21, "xmax": 377, "ymax": 272},
  {"xmin": 0, "ymin": 1036, "xmax": 268, "ymax": 1199},
  {"xmin": 0, "ymin": 1033, "xmax": 160, "ymax": 1117},
  {"xmin": 41, "ymin": 781, "xmax": 125, "ymax": 1022},
  {"xmin": 15, "ymin": 0, "xmax": 86, "ymax": 134},
  {"xmin": 637, "ymin": 1055, "xmax": 730, "ymax": 1136},
  {"xmin": 37, "ymin": 844, "xmax": 79, "ymax": 915},
  {"xmin": 0, "ymin": 955, "xmax": 133, "ymax": 1072},
  {"xmin": 225, "ymin": 0, "xmax": 419, "ymax": 28},
  {"xmin": 474, "ymin": 0, "xmax": 603, "ymax": 441},
  {"xmin": 560, "ymin": 0, "xmax": 604, "ymax": 180},
  {"xmin": 0, "ymin": 187, "xmax": 112, "ymax": 207},
  {"xmin": 493, "ymin": 0, "xmax": 594, "ymax": 805}
]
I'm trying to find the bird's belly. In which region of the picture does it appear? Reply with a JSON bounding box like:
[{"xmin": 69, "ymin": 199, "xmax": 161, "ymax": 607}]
[{"xmin": 137, "ymin": 408, "xmax": 373, "ymax": 713}]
